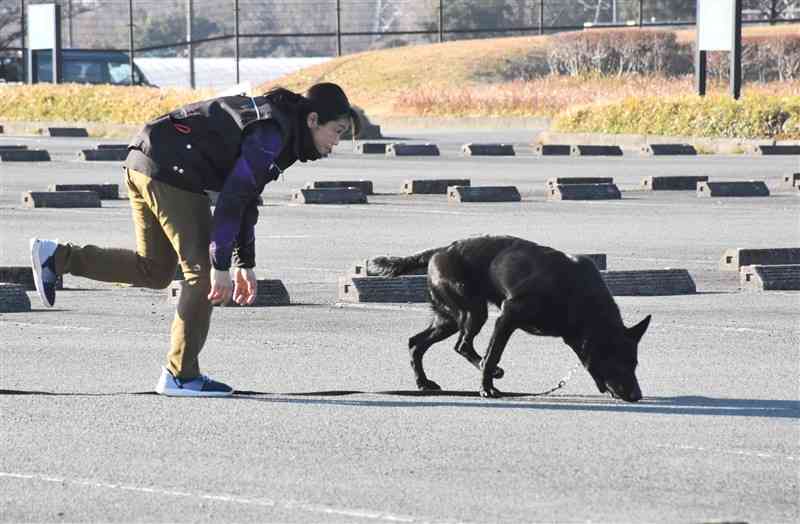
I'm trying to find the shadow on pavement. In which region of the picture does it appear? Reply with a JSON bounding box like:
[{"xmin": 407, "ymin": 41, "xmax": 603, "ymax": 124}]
[{"xmin": 1, "ymin": 388, "xmax": 796, "ymax": 418}]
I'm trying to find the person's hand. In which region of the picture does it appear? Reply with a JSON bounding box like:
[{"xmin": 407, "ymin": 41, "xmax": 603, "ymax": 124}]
[
  {"xmin": 232, "ymin": 268, "xmax": 257, "ymax": 306},
  {"xmin": 208, "ymin": 268, "xmax": 233, "ymax": 305}
]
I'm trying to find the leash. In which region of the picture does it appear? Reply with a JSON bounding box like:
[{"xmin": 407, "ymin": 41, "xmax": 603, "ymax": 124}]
[{"xmin": 527, "ymin": 362, "xmax": 582, "ymax": 396}]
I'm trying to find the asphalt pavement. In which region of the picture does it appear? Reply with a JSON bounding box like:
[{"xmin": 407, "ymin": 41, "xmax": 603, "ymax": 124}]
[{"xmin": 1, "ymin": 129, "xmax": 798, "ymax": 523}]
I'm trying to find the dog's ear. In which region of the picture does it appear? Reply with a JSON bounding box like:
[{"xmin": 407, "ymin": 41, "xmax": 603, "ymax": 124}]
[{"xmin": 626, "ymin": 314, "xmax": 651, "ymax": 343}]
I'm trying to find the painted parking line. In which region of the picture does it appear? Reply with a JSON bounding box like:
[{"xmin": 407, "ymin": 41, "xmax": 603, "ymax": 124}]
[{"xmin": 0, "ymin": 471, "xmax": 465, "ymax": 524}]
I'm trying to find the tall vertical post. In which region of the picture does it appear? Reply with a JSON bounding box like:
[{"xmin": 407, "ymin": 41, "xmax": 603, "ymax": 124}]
[
  {"xmin": 336, "ymin": 0, "xmax": 342, "ymax": 56},
  {"xmin": 20, "ymin": 0, "xmax": 27, "ymax": 83},
  {"xmin": 234, "ymin": 0, "xmax": 240, "ymax": 84},
  {"xmin": 539, "ymin": 0, "xmax": 544, "ymax": 35},
  {"xmin": 187, "ymin": 0, "xmax": 195, "ymax": 88},
  {"xmin": 695, "ymin": 49, "xmax": 706, "ymax": 96},
  {"xmin": 128, "ymin": 0, "xmax": 135, "ymax": 85},
  {"xmin": 730, "ymin": 0, "xmax": 742, "ymax": 99},
  {"xmin": 439, "ymin": 0, "xmax": 444, "ymax": 42},
  {"xmin": 638, "ymin": 0, "xmax": 643, "ymax": 26}
]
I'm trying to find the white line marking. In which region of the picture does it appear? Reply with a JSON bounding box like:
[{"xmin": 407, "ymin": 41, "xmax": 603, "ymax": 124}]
[
  {"xmin": 656, "ymin": 445, "xmax": 798, "ymax": 462},
  {"xmin": 0, "ymin": 471, "xmax": 455, "ymax": 523}
]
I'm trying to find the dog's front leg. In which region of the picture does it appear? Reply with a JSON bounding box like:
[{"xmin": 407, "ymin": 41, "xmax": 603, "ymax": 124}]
[{"xmin": 480, "ymin": 312, "xmax": 516, "ymax": 398}]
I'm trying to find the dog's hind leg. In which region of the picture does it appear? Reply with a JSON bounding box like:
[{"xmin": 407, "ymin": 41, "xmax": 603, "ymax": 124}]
[
  {"xmin": 408, "ymin": 316, "xmax": 458, "ymax": 391},
  {"xmin": 453, "ymin": 300, "xmax": 505, "ymax": 379}
]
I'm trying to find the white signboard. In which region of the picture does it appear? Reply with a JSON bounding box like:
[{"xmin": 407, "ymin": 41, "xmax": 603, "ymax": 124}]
[
  {"xmin": 28, "ymin": 4, "xmax": 58, "ymax": 50},
  {"xmin": 698, "ymin": 0, "xmax": 734, "ymax": 51}
]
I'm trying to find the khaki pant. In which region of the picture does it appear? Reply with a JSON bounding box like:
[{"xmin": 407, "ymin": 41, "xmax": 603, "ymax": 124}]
[{"xmin": 55, "ymin": 168, "xmax": 213, "ymax": 379}]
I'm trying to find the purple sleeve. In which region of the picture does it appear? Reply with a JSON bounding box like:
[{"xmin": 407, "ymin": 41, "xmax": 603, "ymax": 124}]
[{"xmin": 209, "ymin": 122, "xmax": 283, "ymax": 271}]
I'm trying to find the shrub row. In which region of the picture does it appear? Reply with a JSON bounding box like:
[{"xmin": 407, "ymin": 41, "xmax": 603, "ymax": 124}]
[
  {"xmin": 544, "ymin": 28, "xmax": 800, "ymax": 81},
  {"xmin": 551, "ymin": 92, "xmax": 800, "ymax": 139}
]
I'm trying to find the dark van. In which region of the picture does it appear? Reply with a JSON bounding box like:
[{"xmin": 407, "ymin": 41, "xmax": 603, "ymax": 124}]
[{"xmin": 31, "ymin": 49, "xmax": 154, "ymax": 86}]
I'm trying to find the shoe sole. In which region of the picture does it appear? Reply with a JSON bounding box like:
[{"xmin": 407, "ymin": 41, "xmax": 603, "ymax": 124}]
[
  {"xmin": 29, "ymin": 238, "xmax": 53, "ymax": 308},
  {"xmin": 155, "ymin": 387, "xmax": 233, "ymax": 398}
]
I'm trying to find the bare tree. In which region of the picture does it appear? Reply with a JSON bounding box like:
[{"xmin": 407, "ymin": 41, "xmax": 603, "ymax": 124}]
[{"xmin": 744, "ymin": 0, "xmax": 798, "ymax": 23}]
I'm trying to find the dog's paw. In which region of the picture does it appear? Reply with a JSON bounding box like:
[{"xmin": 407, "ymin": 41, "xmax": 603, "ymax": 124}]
[
  {"xmin": 479, "ymin": 386, "xmax": 503, "ymax": 398},
  {"xmin": 492, "ymin": 366, "xmax": 505, "ymax": 379},
  {"xmin": 417, "ymin": 379, "xmax": 442, "ymax": 391}
]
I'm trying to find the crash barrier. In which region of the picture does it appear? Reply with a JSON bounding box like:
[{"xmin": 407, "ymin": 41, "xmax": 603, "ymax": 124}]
[
  {"xmin": 640, "ymin": 144, "xmax": 697, "ymax": 156},
  {"xmin": 600, "ymin": 269, "xmax": 696, "ymax": 296},
  {"xmin": 338, "ymin": 275, "xmax": 428, "ymax": 303},
  {"xmin": 304, "ymin": 180, "xmax": 374, "ymax": 195},
  {"xmin": 78, "ymin": 146, "xmax": 128, "ymax": 161},
  {"xmin": 168, "ymin": 279, "xmax": 290, "ymax": 306},
  {"xmin": 697, "ymin": 181, "xmax": 770, "ymax": 198},
  {"xmin": 748, "ymin": 144, "xmax": 800, "ymax": 155},
  {"xmin": 533, "ymin": 144, "xmax": 572, "ymax": 156},
  {"xmin": 355, "ymin": 142, "xmax": 389, "ymax": 154},
  {"xmin": 719, "ymin": 247, "xmax": 800, "ymax": 271},
  {"xmin": 49, "ymin": 184, "xmax": 119, "ymax": 200},
  {"xmin": 447, "ymin": 185, "xmax": 521, "ymax": 203},
  {"xmin": 739, "ymin": 264, "xmax": 800, "ymax": 291},
  {"xmin": 546, "ymin": 177, "xmax": 613, "ymax": 189},
  {"xmin": 292, "ymin": 187, "xmax": 367, "ymax": 204},
  {"xmin": 206, "ymin": 191, "xmax": 263, "ymax": 206},
  {"xmin": 22, "ymin": 190, "xmax": 101, "ymax": 208},
  {"xmin": 0, "ymin": 283, "xmax": 31, "ymax": 313},
  {"xmin": 386, "ymin": 143, "xmax": 440, "ymax": 157},
  {"xmin": 0, "ymin": 149, "xmax": 51, "ymax": 162},
  {"xmin": 547, "ymin": 183, "xmax": 621, "ymax": 201},
  {"xmin": 641, "ymin": 176, "xmax": 709, "ymax": 190},
  {"xmin": 571, "ymin": 145, "xmax": 623, "ymax": 156},
  {"xmin": 0, "ymin": 266, "xmax": 63, "ymax": 291},
  {"xmin": 402, "ymin": 179, "xmax": 470, "ymax": 195},
  {"xmin": 461, "ymin": 143, "xmax": 515, "ymax": 156},
  {"xmin": 47, "ymin": 127, "xmax": 89, "ymax": 137},
  {"xmin": 350, "ymin": 252, "xmax": 607, "ymax": 277},
  {"xmin": 781, "ymin": 173, "xmax": 800, "ymax": 188}
]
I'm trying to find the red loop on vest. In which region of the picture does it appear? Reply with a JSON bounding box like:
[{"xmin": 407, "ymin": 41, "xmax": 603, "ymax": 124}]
[{"xmin": 173, "ymin": 123, "xmax": 191, "ymax": 134}]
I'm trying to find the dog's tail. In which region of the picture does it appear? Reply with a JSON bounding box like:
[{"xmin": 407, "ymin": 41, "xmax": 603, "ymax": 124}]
[{"xmin": 369, "ymin": 246, "xmax": 444, "ymax": 277}]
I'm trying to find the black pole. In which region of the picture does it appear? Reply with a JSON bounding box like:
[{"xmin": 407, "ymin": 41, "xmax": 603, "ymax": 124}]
[
  {"xmin": 20, "ymin": 0, "xmax": 27, "ymax": 83},
  {"xmin": 234, "ymin": 0, "xmax": 240, "ymax": 84},
  {"xmin": 129, "ymin": 0, "xmax": 135, "ymax": 86},
  {"xmin": 638, "ymin": 0, "xmax": 643, "ymax": 26},
  {"xmin": 187, "ymin": 0, "xmax": 195, "ymax": 88},
  {"xmin": 539, "ymin": 0, "xmax": 544, "ymax": 35},
  {"xmin": 336, "ymin": 0, "xmax": 342, "ymax": 56},
  {"xmin": 695, "ymin": 49, "xmax": 706, "ymax": 96},
  {"xmin": 439, "ymin": 0, "xmax": 444, "ymax": 42},
  {"xmin": 730, "ymin": 0, "xmax": 742, "ymax": 99}
]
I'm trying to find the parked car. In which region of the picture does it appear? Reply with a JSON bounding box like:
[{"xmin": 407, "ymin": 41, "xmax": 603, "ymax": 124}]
[{"xmin": 31, "ymin": 49, "xmax": 155, "ymax": 86}]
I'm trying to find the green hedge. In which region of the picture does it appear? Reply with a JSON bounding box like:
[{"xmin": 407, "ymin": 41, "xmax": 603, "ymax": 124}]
[{"xmin": 552, "ymin": 93, "xmax": 800, "ymax": 139}]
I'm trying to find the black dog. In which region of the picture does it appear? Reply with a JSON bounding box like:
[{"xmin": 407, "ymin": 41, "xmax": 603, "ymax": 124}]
[{"xmin": 372, "ymin": 235, "xmax": 651, "ymax": 401}]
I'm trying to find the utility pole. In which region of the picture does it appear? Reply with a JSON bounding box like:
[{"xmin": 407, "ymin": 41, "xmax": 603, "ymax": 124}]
[
  {"xmin": 540, "ymin": 0, "xmax": 544, "ymax": 35},
  {"xmin": 187, "ymin": 0, "xmax": 195, "ymax": 88},
  {"xmin": 20, "ymin": 0, "xmax": 27, "ymax": 83}
]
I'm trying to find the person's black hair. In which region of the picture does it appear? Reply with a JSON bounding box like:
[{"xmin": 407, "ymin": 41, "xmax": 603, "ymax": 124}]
[{"xmin": 264, "ymin": 83, "xmax": 361, "ymax": 137}]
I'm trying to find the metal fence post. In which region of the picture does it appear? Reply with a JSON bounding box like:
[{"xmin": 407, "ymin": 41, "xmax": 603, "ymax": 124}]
[
  {"xmin": 234, "ymin": 0, "xmax": 240, "ymax": 84},
  {"xmin": 20, "ymin": 0, "xmax": 27, "ymax": 83},
  {"xmin": 439, "ymin": 0, "xmax": 444, "ymax": 42},
  {"xmin": 336, "ymin": 0, "xmax": 342, "ymax": 56},
  {"xmin": 128, "ymin": 0, "xmax": 135, "ymax": 86},
  {"xmin": 540, "ymin": 0, "xmax": 544, "ymax": 35},
  {"xmin": 639, "ymin": 0, "xmax": 643, "ymax": 26},
  {"xmin": 187, "ymin": 0, "xmax": 195, "ymax": 88}
]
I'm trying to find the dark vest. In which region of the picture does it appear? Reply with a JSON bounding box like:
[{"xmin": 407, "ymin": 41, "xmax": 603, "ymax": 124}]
[{"xmin": 125, "ymin": 95, "xmax": 297, "ymax": 194}]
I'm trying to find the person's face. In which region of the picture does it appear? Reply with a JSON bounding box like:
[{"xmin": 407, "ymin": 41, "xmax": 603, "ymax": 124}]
[{"xmin": 307, "ymin": 112, "xmax": 350, "ymax": 157}]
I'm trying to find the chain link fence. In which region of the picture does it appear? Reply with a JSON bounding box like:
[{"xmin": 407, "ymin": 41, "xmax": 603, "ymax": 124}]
[{"xmin": 1, "ymin": 0, "xmax": 798, "ymax": 87}]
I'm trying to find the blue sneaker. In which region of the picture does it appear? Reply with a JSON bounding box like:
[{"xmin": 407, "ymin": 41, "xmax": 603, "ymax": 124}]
[
  {"xmin": 154, "ymin": 366, "xmax": 233, "ymax": 397},
  {"xmin": 30, "ymin": 238, "xmax": 59, "ymax": 308}
]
